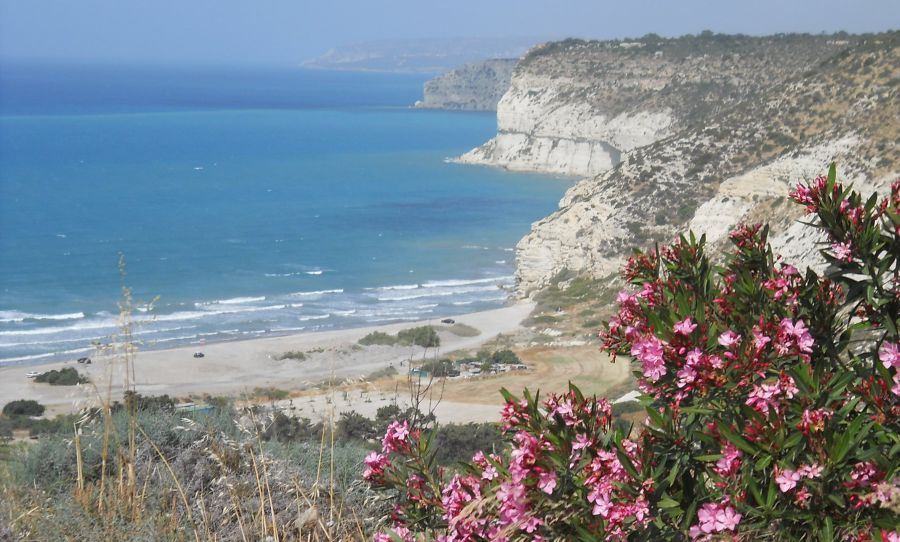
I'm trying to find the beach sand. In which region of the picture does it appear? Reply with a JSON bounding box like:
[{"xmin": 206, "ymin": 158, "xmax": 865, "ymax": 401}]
[{"xmin": 0, "ymin": 303, "xmax": 535, "ymax": 416}]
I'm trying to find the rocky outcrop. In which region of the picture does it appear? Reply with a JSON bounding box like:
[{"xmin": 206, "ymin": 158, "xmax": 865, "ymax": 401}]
[
  {"xmin": 459, "ymin": 34, "xmax": 859, "ymax": 178},
  {"xmin": 415, "ymin": 59, "xmax": 516, "ymax": 111},
  {"xmin": 512, "ymin": 33, "xmax": 899, "ymax": 295}
]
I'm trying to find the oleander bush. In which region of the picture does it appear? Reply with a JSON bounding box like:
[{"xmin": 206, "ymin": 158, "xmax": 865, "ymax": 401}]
[{"xmin": 365, "ymin": 165, "xmax": 900, "ymax": 541}]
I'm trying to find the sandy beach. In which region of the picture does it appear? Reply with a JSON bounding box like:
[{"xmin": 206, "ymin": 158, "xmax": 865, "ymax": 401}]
[{"xmin": 0, "ymin": 302, "xmax": 535, "ymax": 416}]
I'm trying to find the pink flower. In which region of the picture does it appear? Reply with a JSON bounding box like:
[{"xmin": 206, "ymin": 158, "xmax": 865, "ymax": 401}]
[
  {"xmin": 776, "ymin": 468, "xmax": 801, "ymax": 492},
  {"xmin": 779, "ymin": 318, "xmax": 814, "ymax": 354},
  {"xmin": 689, "ymin": 501, "xmax": 742, "ymax": 538},
  {"xmin": 537, "ymin": 471, "xmax": 557, "ymax": 494},
  {"xmin": 674, "ymin": 317, "xmax": 698, "ymax": 336},
  {"xmin": 573, "ymin": 433, "xmax": 592, "ymax": 450},
  {"xmin": 879, "ymin": 342, "xmax": 900, "ymax": 370},
  {"xmin": 830, "ymin": 241, "xmax": 854, "ymax": 262},
  {"xmin": 714, "ymin": 444, "xmax": 742, "ymax": 477},
  {"xmin": 631, "ymin": 336, "xmax": 667, "ymax": 382},
  {"xmin": 363, "ymin": 451, "xmax": 390, "ymax": 481},
  {"xmin": 752, "ymin": 326, "xmax": 772, "ymax": 351},
  {"xmin": 381, "ymin": 420, "xmax": 410, "ymax": 453},
  {"xmin": 718, "ymin": 330, "xmax": 741, "ymax": 348},
  {"xmin": 798, "ymin": 463, "xmax": 823, "ymax": 479}
]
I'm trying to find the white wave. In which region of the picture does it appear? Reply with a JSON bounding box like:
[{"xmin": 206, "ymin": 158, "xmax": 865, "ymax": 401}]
[
  {"xmin": 495, "ymin": 260, "xmax": 507, "ymax": 264},
  {"xmin": 0, "ymin": 346, "xmax": 94, "ymax": 365},
  {"xmin": 0, "ymin": 352, "xmax": 56, "ymax": 364},
  {"xmin": 265, "ymin": 272, "xmax": 305, "ymax": 277},
  {"xmin": 421, "ymin": 276, "xmax": 513, "ymax": 288},
  {"xmin": 461, "ymin": 245, "xmax": 490, "ymax": 250},
  {"xmin": 151, "ymin": 334, "xmax": 200, "ymax": 344},
  {"xmin": 288, "ymin": 289, "xmax": 343, "ymax": 297},
  {"xmin": 197, "ymin": 296, "xmax": 266, "ymax": 306},
  {"xmin": 376, "ymin": 285, "xmax": 500, "ymax": 302},
  {"xmin": 0, "ymin": 317, "xmax": 119, "ymax": 337},
  {"xmin": 451, "ymin": 301, "xmax": 474, "ymax": 306},
  {"xmin": 287, "ymin": 303, "xmax": 304, "ymax": 308},
  {"xmin": 147, "ymin": 304, "xmax": 285, "ymax": 321},
  {"xmin": 416, "ymin": 304, "xmax": 439, "ymax": 309},
  {"xmin": 297, "ymin": 314, "xmax": 331, "ymax": 322},
  {"xmin": 0, "ymin": 311, "xmax": 85, "ymax": 324},
  {"xmin": 332, "ymin": 309, "xmax": 357, "ymax": 316},
  {"xmin": 270, "ymin": 326, "xmax": 306, "ymax": 333},
  {"xmin": 366, "ymin": 316, "xmax": 422, "ymax": 323},
  {"xmin": 305, "ymin": 270, "xmax": 323, "ymax": 275},
  {"xmin": 367, "ymin": 283, "xmax": 420, "ymax": 291}
]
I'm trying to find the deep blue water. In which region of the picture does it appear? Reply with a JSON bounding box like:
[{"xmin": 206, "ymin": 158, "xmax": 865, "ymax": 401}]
[{"xmin": 0, "ymin": 62, "xmax": 571, "ymax": 365}]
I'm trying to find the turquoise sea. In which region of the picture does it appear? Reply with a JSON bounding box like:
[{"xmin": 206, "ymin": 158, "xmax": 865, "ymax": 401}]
[{"xmin": 0, "ymin": 62, "xmax": 572, "ymax": 365}]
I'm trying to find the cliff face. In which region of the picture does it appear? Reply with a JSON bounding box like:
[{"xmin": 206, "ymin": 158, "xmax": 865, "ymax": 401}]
[
  {"xmin": 459, "ymin": 35, "xmax": 858, "ymax": 178},
  {"xmin": 509, "ymin": 33, "xmax": 898, "ymax": 295},
  {"xmin": 416, "ymin": 59, "xmax": 517, "ymax": 111}
]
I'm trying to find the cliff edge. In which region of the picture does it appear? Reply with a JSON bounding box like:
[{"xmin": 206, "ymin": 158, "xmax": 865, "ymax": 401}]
[
  {"xmin": 458, "ymin": 34, "xmax": 861, "ymax": 178},
  {"xmin": 502, "ymin": 33, "xmax": 898, "ymax": 295}
]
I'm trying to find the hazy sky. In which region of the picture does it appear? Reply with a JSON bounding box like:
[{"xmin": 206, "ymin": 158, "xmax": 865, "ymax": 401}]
[{"xmin": 1, "ymin": 0, "xmax": 898, "ymax": 67}]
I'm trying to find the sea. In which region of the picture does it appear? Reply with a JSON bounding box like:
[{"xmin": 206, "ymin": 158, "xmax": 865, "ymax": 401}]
[{"xmin": 0, "ymin": 62, "xmax": 572, "ymax": 366}]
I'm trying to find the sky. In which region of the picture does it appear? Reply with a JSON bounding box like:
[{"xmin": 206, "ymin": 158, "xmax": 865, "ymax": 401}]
[{"xmin": 1, "ymin": 0, "xmax": 898, "ymax": 67}]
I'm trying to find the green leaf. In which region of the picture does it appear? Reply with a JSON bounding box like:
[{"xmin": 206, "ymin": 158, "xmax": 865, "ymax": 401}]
[
  {"xmin": 820, "ymin": 517, "xmax": 834, "ymax": 542},
  {"xmin": 658, "ymin": 496, "xmax": 680, "ymax": 509},
  {"xmin": 765, "ymin": 478, "xmax": 777, "ymax": 510},
  {"xmin": 695, "ymin": 454, "xmax": 723, "ymax": 462},
  {"xmin": 718, "ymin": 424, "xmax": 757, "ymax": 455},
  {"xmin": 754, "ymin": 455, "xmax": 773, "ymax": 472},
  {"xmin": 748, "ymin": 476, "xmax": 765, "ymax": 507}
]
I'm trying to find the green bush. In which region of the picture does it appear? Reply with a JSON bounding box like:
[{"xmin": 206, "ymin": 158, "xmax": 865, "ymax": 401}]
[
  {"xmin": 488, "ymin": 349, "xmax": 520, "ymax": 365},
  {"xmin": 2, "ymin": 400, "xmax": 46, "ymax": 417},
  {"xmin": 275, "ymin": 350, "xmax": 306, "ymax": 361},
  {"xmin": 397, "ymin": 326, "xmax": 440, "ymax": 348},
  {"xmin": 358, "ymin": 331, "xmax": 397, "ymax": 346},
  {"xmin": 33, "ymin": 367, "xmax": 87, "ymax": 386}
]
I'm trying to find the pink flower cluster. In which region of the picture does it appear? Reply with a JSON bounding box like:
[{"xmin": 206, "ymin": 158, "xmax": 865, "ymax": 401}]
[
  {"xmin": 774, "ymin": 318, "xmax": 815, "ymax": 357},
  {"xmin": 631, "ymin": 335, "xmax": 667, "ymax": 382},
  {"xmin": 745, "ymin": 374, "xmax": 798, "ymax": 415},
  {"xmin": 775, "ymin": 463, "xmax": 823, "ymax": 493},
  {"xmin": 789, "ymin": 174, "xmax": 832, "ymax": 213},
  {"xmin": 713, "ymin": 444, "xmax": 742, "ymax": 477},
  {"xmin": 878, "ymin": 342, "xmax": 900, "ymax": 396},
  {"xmin": 366, "ymin": 421, "xmax": 418, "ymax": 483},
  {"xmin": 688, "ymin": 500, "xmax": 742, "ymax": 539},
  {"xmin": 584, "ymin": 439, "xmax": 651, "ymax": 540},
  {"xmin": 431, "ymin": 391, "xmax": 637, "ymax": 541}
]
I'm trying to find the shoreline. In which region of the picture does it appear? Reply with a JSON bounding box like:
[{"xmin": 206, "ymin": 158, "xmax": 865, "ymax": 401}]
[{"xmin": 0, "ymin": 302, "xmax": 535, "ymax": 415}]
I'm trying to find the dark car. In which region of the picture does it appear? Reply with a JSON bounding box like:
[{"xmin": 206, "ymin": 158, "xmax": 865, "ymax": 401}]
[
  {"xmin": 77, "ymin": 357, "xmax": 91, "ymax": 364},
  {"xmin": 193, "ymin": 352, "xmax": 205, "ymax": 358},
  {"xmin": 441, "ymin": 318, "xmax": 455, "ymax": 324}
]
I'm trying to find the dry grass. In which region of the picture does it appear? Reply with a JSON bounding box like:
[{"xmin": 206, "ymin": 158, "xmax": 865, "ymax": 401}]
[{"xmin": 407, "ymin": 345, "xmax": 632, "ymax": 407}]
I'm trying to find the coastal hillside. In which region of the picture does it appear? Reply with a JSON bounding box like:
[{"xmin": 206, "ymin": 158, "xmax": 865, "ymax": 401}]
[
  {"xmin": 303, "ymin": 37, "xmax": 535, "ymax": 73},
  {"xmin": 415, "ymin": 59, "xmax": 517, "ymax": 111},
  {"xmin": 458, "ymin": 33, "xmax": 863, "ymax": 177},
  {"xmin": 511, "ymin": 32, "xmax": 899, "ymax": 294}
]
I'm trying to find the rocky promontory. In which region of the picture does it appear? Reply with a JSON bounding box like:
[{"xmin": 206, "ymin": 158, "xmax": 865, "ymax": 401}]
[{"xmin": 415, "ymin": 59, "xmax": 517, "ymax": 111}]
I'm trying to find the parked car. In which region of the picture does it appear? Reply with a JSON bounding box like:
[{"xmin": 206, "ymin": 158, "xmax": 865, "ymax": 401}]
[
  {"xmin": 77, "ymin": 357, "xmax": 91, "ymax": 364},
  {"xmin": 26, "ymin": 371, "xmax": 40, "ymax": 378},
  {"xmin": 193, "ymin": 352, "xmax": 205, "ymax": 358},
  {"xmin": 441, "ymin": 318, "xmax": 455, "ymax": 324}
]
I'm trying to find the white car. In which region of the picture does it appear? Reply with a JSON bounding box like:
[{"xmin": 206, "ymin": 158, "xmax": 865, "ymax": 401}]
[{"xmin": 26, "ymin": 371, "xmax": 40, "ymax": 378}]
